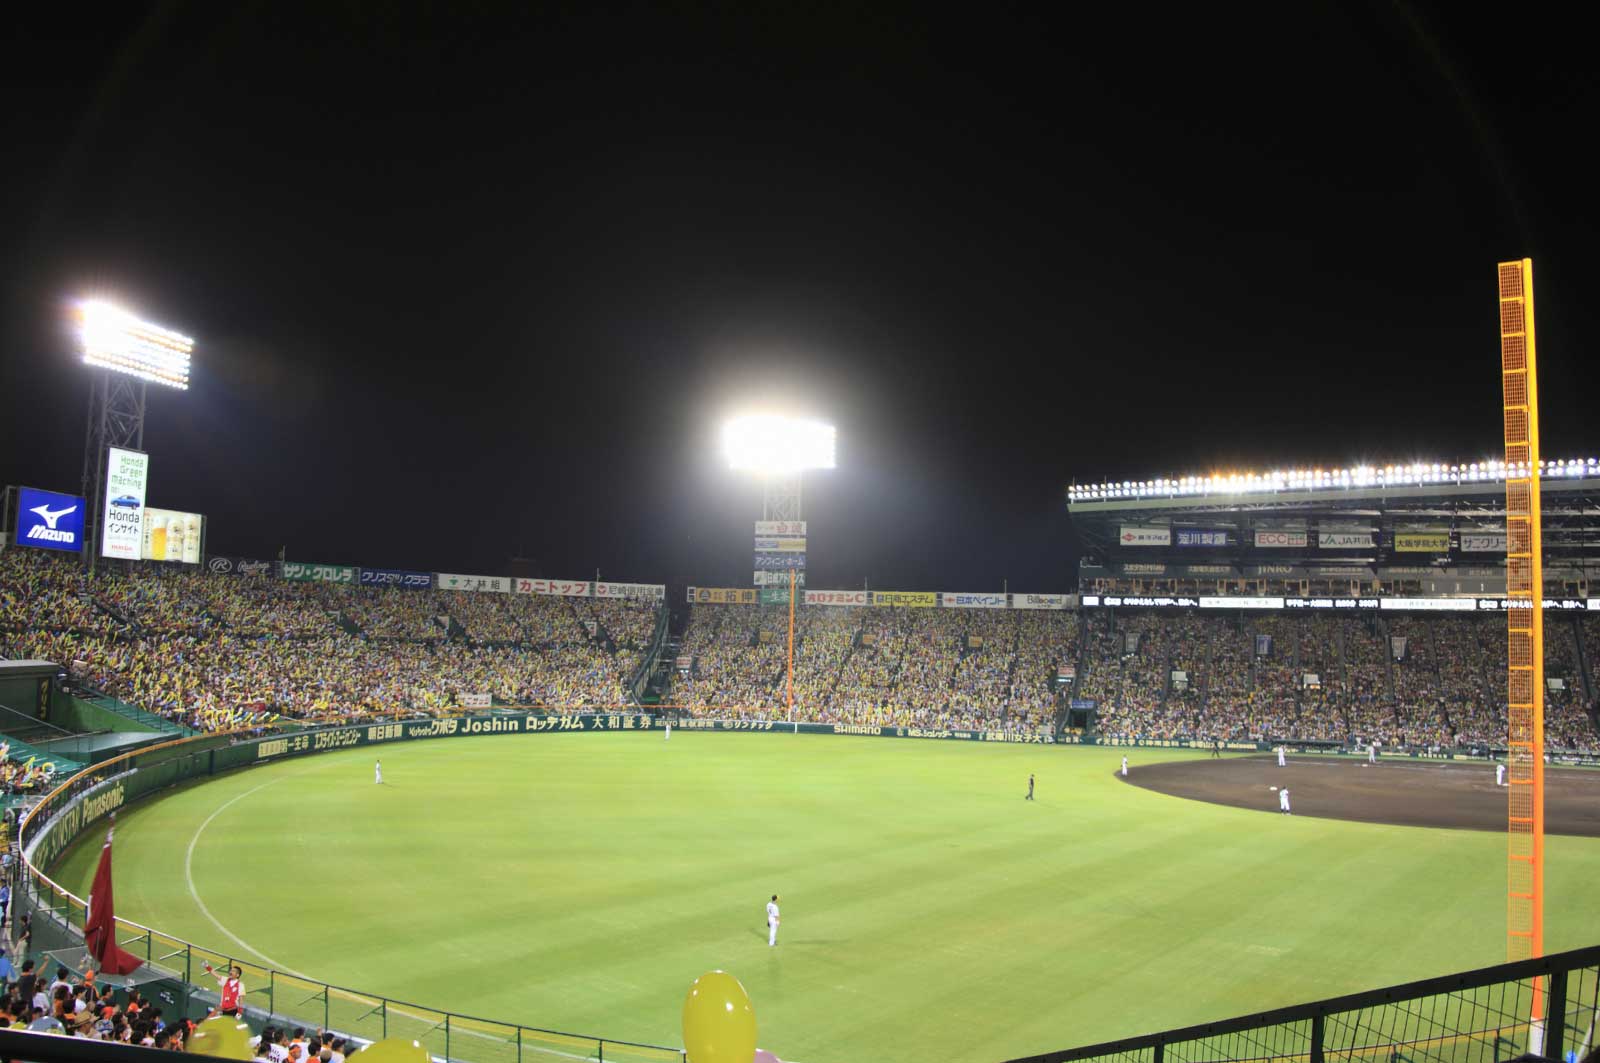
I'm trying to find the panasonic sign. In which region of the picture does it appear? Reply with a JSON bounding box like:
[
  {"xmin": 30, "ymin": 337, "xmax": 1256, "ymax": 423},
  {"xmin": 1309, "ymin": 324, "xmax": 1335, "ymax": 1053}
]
[{"xmin": 16, "ymin": 487, "xmax": 86, "ymax": 552}]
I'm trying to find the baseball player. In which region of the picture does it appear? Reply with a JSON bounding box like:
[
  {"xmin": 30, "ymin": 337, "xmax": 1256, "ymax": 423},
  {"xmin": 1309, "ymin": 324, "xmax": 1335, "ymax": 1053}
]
[
  {"xmin": 1496, "ymin": 761, "xmax": 1506, "ymax": 787},
  {"xmin": 1276, "ymin": 746, "xmax": 1286, "ymax": 767},
  {"xmin": 1368, "ymin": 742, "xmax": 1377, "ymax": 765},
  {"xmin": 375, "ymin": 760, "xmax": 383, "ymax": 785},
  {"xmin": 1279, "ymin": 787, "xmax": 1291, "ymax": 815},
  {"xmin": 1026, "ymin": 774, "xmax": 1034, "ymax": 800},
  {"xmin": 766, "ymin": 895, "xmax": 780, "ymax": 947},
  {"xmin": 1120, "ymin": 755, "xmax": 1128, "ymax": 777}
]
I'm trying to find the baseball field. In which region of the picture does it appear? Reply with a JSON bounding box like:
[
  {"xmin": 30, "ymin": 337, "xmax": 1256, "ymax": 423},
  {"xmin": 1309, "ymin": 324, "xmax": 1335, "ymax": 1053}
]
[{"xmin": 46, "ymin": 732, "xmax": 1600, "ymax": 1063}]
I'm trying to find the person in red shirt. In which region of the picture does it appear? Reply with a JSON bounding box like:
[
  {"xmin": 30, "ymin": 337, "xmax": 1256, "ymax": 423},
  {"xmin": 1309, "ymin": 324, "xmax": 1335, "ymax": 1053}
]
[{"xmin": 205, "ymin": 963, "xmax": 244, "ymax": 1016}]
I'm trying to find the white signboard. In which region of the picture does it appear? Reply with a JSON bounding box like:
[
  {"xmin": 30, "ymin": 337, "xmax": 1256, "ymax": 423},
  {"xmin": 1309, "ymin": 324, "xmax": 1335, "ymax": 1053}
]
[
  {"xmin": 1255, "ymin": 530, "xmax": 1309, "ymax": 548},
  {"xmin": 803, "ymin": 589, "xmax": 868, "ymax": 606},
  {"xmin": 1461, "ymin": 533, "xmax": 1508, "ymax": 553},
  {"xmin": 755, "ymin": 521, "xmax": 806, "ymax": 536},
  {"xmin": 436, "ymin": 572, "xmax": 510, "ymax": 594},
  {"xmin": 754, "ymin": 571, "xmax": 806, "ymax": 587},
  {"xmin": 1319, "ymin": 532, "xmax": 1374, "ymax": 549},
  {"xmin": 1012, "ymin": 593, "xmax": 1069, "ymax": 610},
  {"xmin": 1119, "ymin": 526, "xmax": 1170, "ymax": 547},
  {"xmin": 140, "ymin": 508, "xmax": 203, "ymax": 564},
  {"xmin": 1200, "ymin": 596, "xmax": 1285, "ymax": 609},
  {"xmin": 101, "ymin": 447, "xmax": 150, "ymax": 560},
  {"xmin": 459, "ymin": 693, "xmax": 492, "ymax": 708},
  {"xmin": 939, "ymin": 592, "xmax": 1008, "ymax": 608},
  {"xmin": 514, "ymin": 578, "xmax": 591, "ymax": 597},
  {"xmin": 595, "ymin": 581, "xmax": 666, "ymax": 600},
  {"xmin": 753, "ymin": 537, "xmax": 808, "ymax": 553}
]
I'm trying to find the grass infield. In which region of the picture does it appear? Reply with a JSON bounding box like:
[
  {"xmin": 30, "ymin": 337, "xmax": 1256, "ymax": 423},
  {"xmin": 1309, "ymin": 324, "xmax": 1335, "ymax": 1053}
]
[{"xmin": 51, "ymin": 732, "xmax": 1600, "ymax": 1063}]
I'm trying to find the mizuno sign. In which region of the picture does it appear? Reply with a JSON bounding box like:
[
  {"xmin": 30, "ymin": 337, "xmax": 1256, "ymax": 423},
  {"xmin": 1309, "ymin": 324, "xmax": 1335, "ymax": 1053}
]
[{"xmin": 16, "ymin": 488, "xmax": 86, "ymax": 552}]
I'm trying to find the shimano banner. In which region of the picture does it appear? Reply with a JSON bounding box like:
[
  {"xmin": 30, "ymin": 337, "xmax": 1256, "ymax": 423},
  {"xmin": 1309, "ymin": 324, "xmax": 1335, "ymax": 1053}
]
[
  {"xmin": 359, "ymin": 567, "xmax": 433, "ymax": 589},
  {"xmin": 206, "ymin": 556, "xmax": 274, "ymax": 576},
  {"xmin": 15, "ymin": 487, "xmax": 85, "ymax": 553}
]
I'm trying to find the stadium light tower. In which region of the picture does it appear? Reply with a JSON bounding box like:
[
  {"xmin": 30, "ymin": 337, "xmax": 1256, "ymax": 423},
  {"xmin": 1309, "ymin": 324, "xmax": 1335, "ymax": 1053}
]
[
  {"xmin": 75, "ymin": 299, "xmax": 194, "ymax": 568},
  {"xmin": 723, "ymin": 414, "xmax": 836, "ymax": 720}
]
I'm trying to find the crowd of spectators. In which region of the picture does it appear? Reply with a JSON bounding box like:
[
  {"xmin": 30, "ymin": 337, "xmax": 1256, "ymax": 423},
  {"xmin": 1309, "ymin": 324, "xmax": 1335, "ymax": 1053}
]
[{"xmin": 0, "ymin": 551, "xmax": 655, "ymax": 730}]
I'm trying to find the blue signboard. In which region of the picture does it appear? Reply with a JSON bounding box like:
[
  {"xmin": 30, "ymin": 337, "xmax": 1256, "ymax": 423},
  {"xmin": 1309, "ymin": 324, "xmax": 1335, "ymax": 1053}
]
[
  {"xmin": 15, "ymin": 487, "xmax": 86, "ymax": 553},
  {"xmin": 754, "ymin": 552, "xmax": 806, "ymax": 570},
  {"xmin": 359, "ymin": 567, "xmax": 434, "ymax": 589}
]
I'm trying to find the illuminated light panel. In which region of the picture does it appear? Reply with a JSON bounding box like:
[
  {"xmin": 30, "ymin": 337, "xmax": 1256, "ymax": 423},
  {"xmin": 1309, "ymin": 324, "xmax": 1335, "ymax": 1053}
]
[
  {"xmin": 1065, "ymin": 457, "xmax": 1598, "ymax": 502},
  {"xmin": 78, "ymin": 300, "xmax": 194, "ymax": 390},
  {"xmin": 722, "ymin": 415, "xmax": 836, "ymax": 473}
]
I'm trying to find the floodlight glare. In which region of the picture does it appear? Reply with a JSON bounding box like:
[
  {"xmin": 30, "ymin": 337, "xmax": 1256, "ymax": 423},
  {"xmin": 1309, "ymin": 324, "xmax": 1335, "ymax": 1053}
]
[
  {"xmin": 78, "ymin": 300, "xmax": 193, "ymax": 390},
  {"xmin": 723, "ymin": 415, "xmax": 836, "ymax": 473}
]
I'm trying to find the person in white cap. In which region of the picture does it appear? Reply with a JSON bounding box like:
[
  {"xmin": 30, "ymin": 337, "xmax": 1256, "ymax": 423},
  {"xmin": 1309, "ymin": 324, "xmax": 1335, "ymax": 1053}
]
[
  {"xmin": 1120, "ymin": 755, "xmax": 1128, "ymax": 777},
  {"xmin": 1496, "ymin": 761, "xmax": 1506, "ymax": 787},
  {"xmin": 375, "ymin": 760, "xmax": 383, "ymax": 785},
  {"xmin": 766, "ymin": 894, "xmax": 781, "ymax": 947},
  {"xmin": 1279, "ymin": 787, "xmax": 1291, "ymax": 815},
  {"xmin": 1276, "ymin": 746, "xmax": 1286, "ymax": 767}
]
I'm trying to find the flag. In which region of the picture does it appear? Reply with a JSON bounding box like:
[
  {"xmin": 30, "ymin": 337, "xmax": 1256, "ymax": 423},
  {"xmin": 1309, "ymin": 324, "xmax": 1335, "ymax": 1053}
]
[{"xmin": 84, "ymin": 818, "xmax": 142, "ymax": 975}]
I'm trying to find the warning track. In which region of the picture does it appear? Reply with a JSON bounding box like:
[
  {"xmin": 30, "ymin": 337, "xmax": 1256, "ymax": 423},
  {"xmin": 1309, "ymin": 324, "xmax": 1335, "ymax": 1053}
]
[{"xmin": 1122, "ymin": 754, "xmax": 1600, "ymax": 837}]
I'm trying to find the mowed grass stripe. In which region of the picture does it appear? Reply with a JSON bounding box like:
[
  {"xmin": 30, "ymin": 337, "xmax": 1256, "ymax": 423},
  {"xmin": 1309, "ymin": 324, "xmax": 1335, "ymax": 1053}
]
[{"xmin": 50, "ymin": 733, "xmax": 1600, "ymax": 1063}]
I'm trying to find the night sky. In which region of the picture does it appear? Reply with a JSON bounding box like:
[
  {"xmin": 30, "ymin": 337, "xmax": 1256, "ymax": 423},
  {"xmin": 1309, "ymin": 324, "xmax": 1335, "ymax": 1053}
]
[{"xmin": 2, "ymin": 4, "xmax": 1595, "ymax": 594}]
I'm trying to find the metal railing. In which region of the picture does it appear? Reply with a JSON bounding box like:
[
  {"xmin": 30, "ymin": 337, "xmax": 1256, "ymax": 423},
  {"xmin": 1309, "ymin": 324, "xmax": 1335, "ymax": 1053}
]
[
  {"xmin": 14, "ymin": 730, "xmax": 684, "ymax": 1063},
  {"xmin": 1005, "ymin": 945, "xmax": 1600, "ymax": 1063}
]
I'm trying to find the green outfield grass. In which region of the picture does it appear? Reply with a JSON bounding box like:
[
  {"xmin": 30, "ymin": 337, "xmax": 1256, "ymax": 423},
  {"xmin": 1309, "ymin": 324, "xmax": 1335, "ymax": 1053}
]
[{"xmin": 49, "ymin": 733, "xmax": 1600, "ymax": 1063}]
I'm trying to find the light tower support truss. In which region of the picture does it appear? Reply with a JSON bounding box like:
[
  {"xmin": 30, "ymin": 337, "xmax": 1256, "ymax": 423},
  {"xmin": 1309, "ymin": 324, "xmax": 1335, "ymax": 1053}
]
[
  {"xmin": 1498, "ymin": 259, "xmax": 1544, "ymax": 982},
  {"xmin": 81, "ymin": 370, "xmax": 147, "ymax": 568}
]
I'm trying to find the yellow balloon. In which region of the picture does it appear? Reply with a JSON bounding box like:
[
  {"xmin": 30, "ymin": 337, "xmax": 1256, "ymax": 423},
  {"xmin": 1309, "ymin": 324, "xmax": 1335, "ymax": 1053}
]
[
  {"xmin": 682, "ymin": 970, "xmax": 758, "ymax": 1063},
  {"xmin": 190, "ymin": 1015, "xmax": 253, "ymax": 1060}
]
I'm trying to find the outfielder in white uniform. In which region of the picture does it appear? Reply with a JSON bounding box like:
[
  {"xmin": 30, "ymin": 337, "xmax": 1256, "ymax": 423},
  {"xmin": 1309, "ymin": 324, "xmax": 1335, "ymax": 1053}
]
[
  {"xmin": 1276, "ymin": 746, "xmax": 1286, "ymax": 767},
  {"xmin": 766, "ymin": 895, "xmax": 780, "ymax": 947},
  {"xmin": 375, "ymin": 760, "xmax": 383, "ymax": 785},
  {"xmin": 1496, "ymin": 762, "xmax": 1506, "ymax": 786},
  {"xmin": 1279, "ymin": 787, "xmax": 1291, "ymax": 814},
  {"xmin": 1120, "ymin": 756, "xmax": 1128, "ymax": 777},
  {"xmin": 1368, "ymin": 742, "xmax": 1377, "ymax": 764},
  {"xmin": 665, "ymin": 722, "xmax": 671, "ymax": 742}
]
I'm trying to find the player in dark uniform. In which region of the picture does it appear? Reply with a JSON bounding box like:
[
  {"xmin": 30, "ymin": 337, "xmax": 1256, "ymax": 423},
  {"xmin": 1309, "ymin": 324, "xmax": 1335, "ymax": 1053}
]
[{"xmin": 1026, "ymin": 774, "xmax": 1035, "ymax": 800}]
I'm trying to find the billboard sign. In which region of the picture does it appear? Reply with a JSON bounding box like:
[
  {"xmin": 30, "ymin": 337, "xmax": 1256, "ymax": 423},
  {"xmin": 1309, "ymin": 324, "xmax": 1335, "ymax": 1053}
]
[
  {"xmin": 1012, "ymin": 592, "xmax": 1068, "ymax": 610},
  {"xmin": 803, "ymin": 589, "xmax": 868, "ymax": 606},
  {"xmin": 755, "ymin": 553, "xmax": 806, "ymax": 570},
  {"xmin": 1254, "ymin": 530, "xmax": 1308, "ymax": 548},
  {"xmin": 1119, "ymin": 526, "xmax": 1170, "ymax": 547},
  {"xmin": 140, "ymin": 508, "xmax": 203, "ymax": 564},
  {"xmin": 595, "ymin": 581, "xmax": 666, "ymax": 600},
  {"xmin": 759, "ymin": 587, "xmax": 792, "ymax": 606},
  {"xmin": 359, "ymin": 568, "xmax": 433, "ymax": 589},
  {"xmin": 515, "ymin": 578, "xmax": 592, "ymax": 597},
  {"xmin": 101, "ymin": 447, "xmax": 149, "ymax": 560},
  {"xmin": 281, "ymin": 561, "xmax": 356, "ymax": 583},
  {"xmin": 688, "ymin": 587, "xmax": 758, "ymax": 604},
  {"xmin": 1175, "ymin": 529, "xmax": 1227, "ymax": 547},
  {"xmin": 871, "ymin": 590, "xmax": 936, "ymax": 608},
  {"xmin": 1461, "ymin": 533, "xmax": 1507, "ymax": 553},
  {"xmin": 1319, "ymin": 531, "xmax": 1375, "ymax": 549},
  {"xmin": 437, "ymin": 572, "xmax": 510, "ymax": 593},
  {"xmin": 1395, "ymin": 532, "xmax": 1450, "ymax": 553},
  {"xmin": 755, "ymin": 521, "xmax": 806, "ymax": 536},
  {"xmin": 15, "ymin": 487, "xmax": 85, "ymax": 553},
  {"xmin": 754, "ymin": 570, "xmax": 806, "ymax": 587},
  {"xmin": 207, "ymin": 556, "xmax": 274, "ymax": 576},
  {"xmin": 754, "ymin": 537, "xmax": 808, "ymax": 553}
]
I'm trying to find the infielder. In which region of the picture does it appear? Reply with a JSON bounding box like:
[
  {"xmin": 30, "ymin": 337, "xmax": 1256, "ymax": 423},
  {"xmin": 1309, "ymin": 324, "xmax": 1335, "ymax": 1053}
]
[
  {"xmin": 1279, "ymin": 787, "xmax": 1291, "ymax": 815},
  {"xmin": 766, "ymin": 894, "xmax": 780, "ymax": 947},
  {"xmin": 1496, "ymin": 762, "xmax": 1506, "ymax": 786},
  {"xmin": 1276, "ymin": 746, "xmax": 1286, "ymax": 767},
  {"xmin": 375, "ymin": 760, "xmax": 383, "ymax": 785},
  {"xmin": 1120, "ymin": 755, "xmax": 1128, "ymax": 777}
]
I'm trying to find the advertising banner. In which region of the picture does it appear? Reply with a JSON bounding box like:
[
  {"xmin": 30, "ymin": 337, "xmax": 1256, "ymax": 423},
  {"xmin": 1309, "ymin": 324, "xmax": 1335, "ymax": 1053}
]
[
  {"xmin": 15, "ymin": 487, "xmax": 85, "ymax": 553},
  {"xmin": 101, "ymin": 447, "xmax": 149, "ymax": 560},
  {"xmin": 754, "ymin": 553, "xmax": 806, "ymax": 570},
  {"xmin": 458, "ymin": 693, "xmax": 492, "ymax": 708},
  {"xmin": 871, "ymin": 590, "xmax": 936, "ymax": 608},
  {"xmin": 206, "ymin": 556, "xmax": 274, "ymax": 576},
  {"xmin": 754, "ymin": 570, "xmax": 806, "ymax": 587},
  {"xmin": 753, "ymin": 536, "xmax": 808, "ymax": 553},
  {"xmin": 1175, "ymin": 529, "xmax": 1227, "ymax": 547},
  {"xmin": 1319, "ymin": 532, "xmax": 1375, "ymax": 549},
  {"xmin": 1012, "ymin": 592, "xmax": 1068, "ymax": 610},
  {"xmin": 595, "ymin": 581, "xmax": 667, "ymax": 600},
  {"xmin": 1395, "ymin": 532, "xmax": 1450, "ymax": 553},
  {"xmin": 1119, "ymin": 562, "xmax": 1168, "ymax": 576},
  {"xmin": 939, "ymin": 592, "xmax": 1008, "ymax": 608},
  {"xmin": 688, "ymin": 587, "xmax": 758, "ymax": 605},
  {"xmin": 140, "ymin": 508, "xmax": 203, "ymax": 564},
  {"xmin": 1379, "ymin": 596, "xmax": 1476, "ymax": 611},
  {"xmin": 755, "ymin": 521, "xmax": 806, "ymax": 537},
  {"xmin": 804, "ymin": 589, "xmax": 868, "ymax": 606},
  {"xmin": 1119, "ymin": 526, "xmax": 1170, "ymax": 547},
  {"xmin": 436, "ymin": 572, "xmax": 510, "ymax": 593},
  {"xmin": 1461, "ymin": 533, "xmax": 1507, "ymax": 553},
  {"xmin": 1201, "ymin": 596, "xmax": 1284, "ymax": 609},
  {"xmin": 359, "ymin": 568, "xmax": 433, "ymax": 589},
  {"xmin": 1254, "ymin": 530, "xmax": 1308, "ymax": 548},
  {"xmin": 515, "ymin": 578, "xmax": 592, "ymax": 597},
  {"xmin": 758, "ymin": 587, "xmax": 792, "ymax": 606},
  {"xmin": 281, "ymin": 561, "xmax": 356, "ymax": 583}
]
